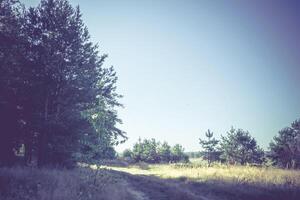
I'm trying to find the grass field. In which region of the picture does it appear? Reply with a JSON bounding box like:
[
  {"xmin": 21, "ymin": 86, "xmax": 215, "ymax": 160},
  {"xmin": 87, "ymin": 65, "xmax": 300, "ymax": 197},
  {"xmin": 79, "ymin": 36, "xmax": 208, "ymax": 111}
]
[
  {"xmin": 107, "ymin": 159, "xmax": 300, "ymax": 186},
  {"xmin": 102, "ymin": 159, "xmax": 300, "ymax": 200},
  {"xmin": 1, "ymin": 160, "xmax": 300, "ymax": 200}
]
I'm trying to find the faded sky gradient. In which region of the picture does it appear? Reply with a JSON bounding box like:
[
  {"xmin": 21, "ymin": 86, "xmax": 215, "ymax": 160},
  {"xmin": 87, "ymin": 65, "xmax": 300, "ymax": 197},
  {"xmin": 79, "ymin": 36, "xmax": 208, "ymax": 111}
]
[{"xmin": 25, "ymin": 0, "xmax": 300, "ymax": 152}]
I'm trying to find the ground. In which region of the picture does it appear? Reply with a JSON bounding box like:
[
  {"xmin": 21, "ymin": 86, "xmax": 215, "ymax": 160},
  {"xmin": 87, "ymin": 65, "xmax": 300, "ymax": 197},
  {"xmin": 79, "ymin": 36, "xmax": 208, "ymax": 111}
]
[
  {"xmin": 1, "ymin": 160, "xmax": 300, "ymax": 200},
  {"xmin": 101, "ymin": 159, "xmax": 300, "ymax": 200}
]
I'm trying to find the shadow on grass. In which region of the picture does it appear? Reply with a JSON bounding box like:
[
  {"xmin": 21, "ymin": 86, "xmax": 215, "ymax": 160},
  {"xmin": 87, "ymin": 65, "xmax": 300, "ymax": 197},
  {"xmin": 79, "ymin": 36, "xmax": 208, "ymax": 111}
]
[
  {"xmin": 111, "ymin": 169, "xmax": 300, "ymax": 200},
  {"xmin": 1, "ymin": 166, "xmax": 299, "ymax": 200}
]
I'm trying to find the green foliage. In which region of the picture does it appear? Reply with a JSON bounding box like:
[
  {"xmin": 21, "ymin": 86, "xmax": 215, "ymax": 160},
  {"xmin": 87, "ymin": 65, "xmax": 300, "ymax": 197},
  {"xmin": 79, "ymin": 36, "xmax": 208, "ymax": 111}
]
[
  {"xmin": 220, "ymin": 127, "xmax": 264, "ymax": 165},
  {"xmin": 132, "ymin": 138, "xmax": 159, "ymax": 163},
  {"xmin": 127, "ymin": 139, "xmax": 188, "ymax": 163},
  {"xmin": 122, "ymin": 149, "xmax": 133, "ymax": 158},
  {"xmin": 157, "ymin": 142, "xmax": 171, "ymax": 162},
  {"xmin": 170, "ymin": 144, "xmax": 189, "ymax": 163},
  {"xmin": 199, "ymin": 129, "xmax": 219, "ymax": 166},
  {"xmin": 0, "ymin": 0, "xmax": 27, "ymax": 166},
  {"xmin": 0, "ymin": 0, "xmax": 125, "ymax": 167},
  {"xmin": 269, "ymin": 119, "xmax": 300, "ymax": 169}
]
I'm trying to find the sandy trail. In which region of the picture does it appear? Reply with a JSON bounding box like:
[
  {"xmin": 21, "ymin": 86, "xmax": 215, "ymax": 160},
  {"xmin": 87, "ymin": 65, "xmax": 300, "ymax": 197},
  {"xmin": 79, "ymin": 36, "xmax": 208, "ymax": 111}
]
[{"xmin": 112, "ymin": 170, "xmax": 208, "ymax": 200}]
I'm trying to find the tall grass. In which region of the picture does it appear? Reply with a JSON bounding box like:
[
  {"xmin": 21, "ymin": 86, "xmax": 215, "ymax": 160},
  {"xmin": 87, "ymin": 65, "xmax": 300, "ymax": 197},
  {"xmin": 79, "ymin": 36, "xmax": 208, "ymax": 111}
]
[
  {"xmin": 109, "ymin": 162, "xmax": 300, "ymax": 186},
  {"xmin": 2, "ymin": 161, "xmax": 300, "ymax": 200},
  {"xmin": 107, "ymin": 160, "xmax": 300, "ymax": 199},
  {"xmin": 0, "ymin": 166, "xmax": 133, "ymax": 200}
]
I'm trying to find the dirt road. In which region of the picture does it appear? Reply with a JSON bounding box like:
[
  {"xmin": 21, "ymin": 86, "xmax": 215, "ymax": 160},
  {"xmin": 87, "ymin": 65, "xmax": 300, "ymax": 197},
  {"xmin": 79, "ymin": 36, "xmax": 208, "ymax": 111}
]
[
  {"xmin": 105, "ymin": 169, "xmax": 299, "ymax": 200},
  {"xmin": 112, "ymin": 170, "xmax": 209, "ymax": 200}
]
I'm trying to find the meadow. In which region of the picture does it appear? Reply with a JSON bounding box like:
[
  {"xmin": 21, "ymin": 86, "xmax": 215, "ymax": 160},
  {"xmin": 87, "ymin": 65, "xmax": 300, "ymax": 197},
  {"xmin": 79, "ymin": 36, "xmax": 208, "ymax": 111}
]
[
  {"xmin": 1, "ymin": 160, "xmax": 300, "ymax": 200},
  {"xmin": 108, "ymin": 159, "xmax": 300, "ymax": 185},
  {"xmin": 104, "ymin": 158, "xmax": 300, "ymax": 200}
]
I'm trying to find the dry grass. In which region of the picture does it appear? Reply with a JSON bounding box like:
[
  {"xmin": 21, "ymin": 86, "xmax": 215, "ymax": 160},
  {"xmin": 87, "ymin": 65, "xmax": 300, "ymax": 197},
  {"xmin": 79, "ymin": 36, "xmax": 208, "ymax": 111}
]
[
  {"xmin": 0, "ymin": 166, "xmax": 135, "ymax": 200},
  {"xmin": 107, "ymin": 159, "xmax": 300, "ymax": 187},
  {"xmin": 2, "ymin": 161, "xmax": 300, "ymax": 200},
  {"xmin": 104, "ymin": 159, "xmax": 300, "ymax": 200}
]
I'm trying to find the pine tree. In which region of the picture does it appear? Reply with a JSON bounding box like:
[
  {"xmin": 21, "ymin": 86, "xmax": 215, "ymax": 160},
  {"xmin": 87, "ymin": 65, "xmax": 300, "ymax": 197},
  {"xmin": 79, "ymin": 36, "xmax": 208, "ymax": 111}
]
[
  {"xmin": 220, "ymin": 127, "xmax": 264, "ymax": 165},
  {"xmin": 199, "ymin": 129, "xmax": 219, "ymax": 166},
  {"xmin": 157, "ymin": 142, "xmax": 171, "ymax": 162},
  {"xmin": 269, "ymin": 119, "xmax": 300, "ymax": 169},
  {"xmin": 171, "ymin": 144, "xmax": 188, "ymax": 163}
]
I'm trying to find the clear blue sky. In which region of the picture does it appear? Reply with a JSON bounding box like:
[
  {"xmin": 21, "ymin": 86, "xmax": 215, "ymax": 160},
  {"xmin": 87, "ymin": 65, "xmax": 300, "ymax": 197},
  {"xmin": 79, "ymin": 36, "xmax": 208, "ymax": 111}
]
[{"xmin": 25, "ymin": 0, "xmax": 300, "ymax": 152}]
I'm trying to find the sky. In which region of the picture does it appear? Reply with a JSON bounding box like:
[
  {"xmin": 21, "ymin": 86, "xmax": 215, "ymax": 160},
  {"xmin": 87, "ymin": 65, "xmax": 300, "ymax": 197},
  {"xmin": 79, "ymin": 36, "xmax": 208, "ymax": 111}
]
[{"xmin": 25, "ymin": 0, "xmax": 300, "ymax": 152}]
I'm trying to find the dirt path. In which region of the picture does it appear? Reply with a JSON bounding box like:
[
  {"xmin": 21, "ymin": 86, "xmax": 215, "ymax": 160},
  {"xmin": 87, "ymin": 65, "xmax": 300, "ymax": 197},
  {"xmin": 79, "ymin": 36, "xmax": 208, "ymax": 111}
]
[
  {"xmin": 109, "ymin": 168, "xmax": 300, "ymax": 200},
  {"xmin": 112, "ymin": 170, "xmax": 208, "ymax": 200}
]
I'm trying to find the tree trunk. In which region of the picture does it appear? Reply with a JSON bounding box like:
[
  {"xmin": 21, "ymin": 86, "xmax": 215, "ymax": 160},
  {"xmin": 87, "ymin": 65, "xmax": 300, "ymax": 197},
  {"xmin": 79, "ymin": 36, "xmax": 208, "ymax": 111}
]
[
  {"xmin": 24, "ymin": 138, "xmax": 33, "ymax": 165},
  {"xmin": 37, "ymin": 94, "xmax": 49, "ymax": 167}
]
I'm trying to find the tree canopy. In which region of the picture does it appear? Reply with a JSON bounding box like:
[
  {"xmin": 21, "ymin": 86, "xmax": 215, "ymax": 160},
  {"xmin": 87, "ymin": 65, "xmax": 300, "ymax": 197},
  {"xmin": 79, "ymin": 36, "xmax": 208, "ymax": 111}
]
[
  {"xmin": 0, "ymin": 0, "xmax": 126, "ymax": 167},
  {"xmin": 269, "ymin": 119, "xmax": 300, "ymax": 169},
  {"xmin": 125, "ymin": 138, "xmax": 188, "ymax": 163},
  {"xmin": 220, "ymin": 127, "xmax": 264, "ymax": 165}
]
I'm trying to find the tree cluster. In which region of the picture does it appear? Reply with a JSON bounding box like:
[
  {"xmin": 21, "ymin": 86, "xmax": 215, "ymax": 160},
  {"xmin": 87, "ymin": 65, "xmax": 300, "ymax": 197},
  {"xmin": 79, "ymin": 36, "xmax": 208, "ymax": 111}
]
[
  {"xmin": 0, "ymin": 0, "xmax": 126, "ymax": 167},
  {"xmin": 199, "ymin": 119, "xmax": 300, "ymax": 169},
  {"xmin": 122, "ymin": 139, "xmax": 189, "ymax": 163},
  {"xmin": 199, "ymin": 128, "xmax": 264, "ymax": 166},
  {"xmin": 199, "ymin": 128, "xmax": 265, "ymax": 166}
]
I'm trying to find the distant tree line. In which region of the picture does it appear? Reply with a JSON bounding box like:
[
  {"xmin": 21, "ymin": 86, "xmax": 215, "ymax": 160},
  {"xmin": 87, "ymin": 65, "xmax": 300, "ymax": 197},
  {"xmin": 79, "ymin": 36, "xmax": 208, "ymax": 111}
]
[
  {"xmin": 0, "ymin": 0, "xmax": 126, "ymax": 167},
  {"xmin": 122, "ymin": 138, "xmax": 189, "ymax": 163},
  {"xmin": 199, "ymin": 119, "xmax": 300, "ymax": 169},
  {"xmin": 122, "ymin": 119, "xmax": 300, "ymax": 168}
]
